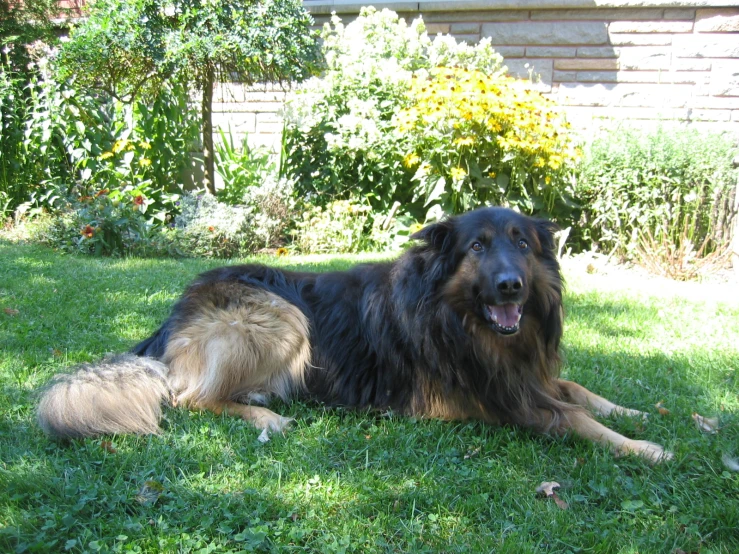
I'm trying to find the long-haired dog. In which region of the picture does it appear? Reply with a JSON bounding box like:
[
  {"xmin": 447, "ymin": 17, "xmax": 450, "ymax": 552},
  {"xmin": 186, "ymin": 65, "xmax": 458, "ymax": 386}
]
[{"xmin": 38, "ymin": 207, "xmax": 671, "ymax": 463}]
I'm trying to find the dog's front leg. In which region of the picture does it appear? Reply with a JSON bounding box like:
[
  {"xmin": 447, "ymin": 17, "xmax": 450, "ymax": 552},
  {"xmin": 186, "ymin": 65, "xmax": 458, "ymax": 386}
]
[
  {"xmin": 557, "ymin": 379, "xmax": 646, "ymax": 418},
  {"xmin": 556, "ymin": 408, "xmax": 673, "ymax": 464}
]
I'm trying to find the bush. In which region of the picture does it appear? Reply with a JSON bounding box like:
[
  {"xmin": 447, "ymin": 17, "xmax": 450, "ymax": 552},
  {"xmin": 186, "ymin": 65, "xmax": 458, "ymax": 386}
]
[
  {"xmin": 283, "ymin": 8, "xmax": 513, "ymax": 222},
  {"xmin": 30, "ymin": 190, "xmax": 176, "ymax": 257},
  {"xmin": 1, "ymin": 44, "xmax": 199, "ymax": 222},
  {"xmin": 575, "ymin": 125, "xmax": 738, "ymax": 262},
  {"xmin": 397, "ymin": 67, "xmax": 580, "ymax": 220},
  {"xmin": 214, "ymin": 128, "xmax": 274, "ymax": 206}
]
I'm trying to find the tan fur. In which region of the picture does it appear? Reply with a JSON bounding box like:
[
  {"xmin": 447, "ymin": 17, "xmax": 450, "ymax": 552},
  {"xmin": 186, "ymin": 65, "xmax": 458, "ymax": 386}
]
[
  {"xmin": 37, "ymin": 354, "xmax": 171, "ymax": 438},
  {"xmin": 163, "ymin": 285, "xmax": 310, "ymax": 430}
]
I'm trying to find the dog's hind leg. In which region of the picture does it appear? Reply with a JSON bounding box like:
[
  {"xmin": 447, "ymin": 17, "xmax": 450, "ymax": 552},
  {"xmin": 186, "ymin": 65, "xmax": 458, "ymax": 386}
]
[
  {"xmin": 162, "ymin": 285, "xmax": 311, "ymax": 431},
  {"xmin": 557, "ymin": 379, "xmax": 646, "ymax": 418}
]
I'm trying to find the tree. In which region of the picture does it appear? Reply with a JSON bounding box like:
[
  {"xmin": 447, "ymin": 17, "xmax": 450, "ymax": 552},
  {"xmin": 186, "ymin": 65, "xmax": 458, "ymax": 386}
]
[{"xmin": 56, "ymin": 0, "xmax": 322, "ymax": 194}]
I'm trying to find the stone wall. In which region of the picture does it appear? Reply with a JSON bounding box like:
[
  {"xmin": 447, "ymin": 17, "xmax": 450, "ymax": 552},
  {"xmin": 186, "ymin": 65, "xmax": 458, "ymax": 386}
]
[{"xmin": 217, "ymin": 1, "xmax": 739, "ymax": 150}]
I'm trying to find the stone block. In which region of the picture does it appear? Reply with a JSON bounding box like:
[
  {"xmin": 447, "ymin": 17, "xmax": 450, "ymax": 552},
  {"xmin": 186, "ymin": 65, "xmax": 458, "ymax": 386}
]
[
  {"xmin": 505, "ymin": 59, "xmax": 553, "ymax": 91},
  {"xmin": 212, "ymin": 112, "xmax": 256, "ymax": 134},
  {"xmin": 695, "ymin": 8, "xmax": 739, "ymax": 33},
  {"xmin": 555, "ymin": 83, "xmax": 616, "ymax": 107},
  {"xmin": 555, "ymin": 59, "xmax": 619, "ymax": 71},
  {"xmin": 481, "ymin": 21, "xmax": 608, "ymax": 46},
  {"xmin": 576, "ymin": 71, "xmax": 618, "ymax": 83},
  {"xmin": 452, "ymin": 33, "xmax": 481, "ymax": 43},
  {"xmin": 577, "ymin": 47, "xmax": 619, "ymax": 58},
  {"xmin": 688, "ymin": 109, "xmax": 731, "ymax": 121},
  {"xmin": 672, "ymin": 58, "xmax": 713, "ymax": 71},
  {"xmin": 450, "ymin": 22, "xmax": 480, "ymax": 34},
  {"xmin": 608, "ymin": 21, "xmax": 693, "ymax": 33},
  {"xmin": 732, "ymin": 110, "xmax": 739, "ymax": 122},
  {"xmin": 426, "ymin": 23, "xmax": 451, "ymax": 34},
  {"xmin": 608, "ymin": 34, "xmax": 673, "ymax": 47},
  {"xmin": 618, "ymin": 47, "xmax": 672, "ymax": 71},
  {"xmin": 423, "ymin": 10, "xmax": 527, "ymax": 23},
  {"xmin": 526, "ymin": 46, "xmax": 577, "ymax": 58},
  {"xmin": 531, "ymin": 9, "xmax": 663, "ymax": 21},
  {"xmin": 674, "ymin": 35, "xmax": 739, "ymax": 58},
  {"xmin": 553, "ymin": 70, "xmax": 578, "ymax": 82},
  {"xmin": 711, "ymin": 60, "xmax": 739, "ymax": 96},
  {"xmin": 663, "ymin": 9, "xmax": 696, "ymax": 20},
  {"xmin": 494, "ymin": 46, "xmax": 526, "ymax": 58}
]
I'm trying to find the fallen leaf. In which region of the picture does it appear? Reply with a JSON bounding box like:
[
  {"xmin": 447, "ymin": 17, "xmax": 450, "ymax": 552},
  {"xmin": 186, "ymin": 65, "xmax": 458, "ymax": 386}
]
[
  {"xmin": 722, "ymin": 453, "xmax": 739, "ymax": 472},
  {"xmin": 655, "ymin": 401, "xmax": 670, "ymax": 416},
  {"xmin": 257, "ymin": 428, "xmax": 270, "ymax": 444},
  {"xmin": 464, "ymin": 447, "xmax": 481, "ymax": 459},
  {"xmin": 3, "ymin": 308, "xmax": 19, "ymax": 316},
  {"xmin": 100, "ymin": 440, "xmax": 117, "ymax": 454},
  {"xmin": 136, "ymin": 480, "xmax": 164, "ymax": 505},
  {"xmin": 535, "ymin": 481, "xmax": 568, "ymax": 510},
  {"xmin": 692, "ymin": 413, "xmax": 719, "ymax": 434}
]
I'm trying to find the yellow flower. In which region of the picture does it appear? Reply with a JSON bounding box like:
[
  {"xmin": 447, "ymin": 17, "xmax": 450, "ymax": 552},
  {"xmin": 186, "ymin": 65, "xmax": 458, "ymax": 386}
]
[
  {"xmin": 276, "ymin": 247, "xmax": 288, "ymax": 257},
  {"xmin": 409, "ymin": 222, "xmax": 424, "ymax": 234},
  {"xmin": 454, "ymin": 136, "xmax": 475, "ymax": 147},
  {"xmin": 139, "ymin": 141, "xmax": 152, "ymax": 150},
  {"xmin": 450, "ymin": 167, "xmax": 467, "ymax": 181},
  {"xmin": 403, "ymin": 153, "xmax": 420, "ymax": 168},
  {"xmin": 139, "ymin": 158, "xmax": 152, "ymax": 167},
  {"xmin": 112, "ymin": 139, "xmax": 128, "ymax": 154},
  {"xmin": 99, "ymin": 152, "xmax": 114, "ymax": 160}
]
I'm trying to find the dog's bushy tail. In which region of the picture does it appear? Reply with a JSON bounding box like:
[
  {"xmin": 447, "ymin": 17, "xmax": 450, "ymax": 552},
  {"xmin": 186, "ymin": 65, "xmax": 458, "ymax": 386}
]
[{"xmin": 37, "ymin": 354, "xmax": 171, "ymax": 439}]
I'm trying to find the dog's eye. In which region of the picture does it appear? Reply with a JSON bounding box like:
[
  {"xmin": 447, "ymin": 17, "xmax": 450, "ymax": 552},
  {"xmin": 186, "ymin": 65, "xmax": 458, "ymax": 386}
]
[
  {"xmin": 518, "ymin": 239, "xmax": 529, "ymax": 250},
  {"xmin": 471, "ymin": 241, "xmax": 483, "ymax": 252}
]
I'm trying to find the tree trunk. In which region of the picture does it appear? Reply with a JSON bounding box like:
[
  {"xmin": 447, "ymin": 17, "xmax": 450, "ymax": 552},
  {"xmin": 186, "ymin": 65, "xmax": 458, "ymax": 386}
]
[{"xmin": 201, "ymin": 65, "xmax": 216, "ymax": 195}]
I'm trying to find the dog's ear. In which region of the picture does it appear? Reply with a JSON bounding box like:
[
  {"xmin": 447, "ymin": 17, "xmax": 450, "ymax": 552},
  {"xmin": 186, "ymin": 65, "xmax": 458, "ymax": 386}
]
[
  {"xmin": 534, "ymin": 218, "xmax": 560, "ymax": 254},
  {"xmin": 411, "ymin": 219, "xmax": 455, "ymax": 253}
]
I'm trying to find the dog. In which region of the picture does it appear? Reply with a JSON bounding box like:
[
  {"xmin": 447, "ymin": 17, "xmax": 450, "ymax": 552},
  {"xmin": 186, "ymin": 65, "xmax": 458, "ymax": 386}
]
[{"xmin": 37, "ymin": 206, "xmax": 672, "ymax": 463}]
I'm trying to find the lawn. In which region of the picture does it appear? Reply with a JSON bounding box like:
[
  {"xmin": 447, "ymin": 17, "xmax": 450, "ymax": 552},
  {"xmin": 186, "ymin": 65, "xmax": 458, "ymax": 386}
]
[{"xmin": 1, "ymin": 241, "xmax": 737, "ymax": 553}]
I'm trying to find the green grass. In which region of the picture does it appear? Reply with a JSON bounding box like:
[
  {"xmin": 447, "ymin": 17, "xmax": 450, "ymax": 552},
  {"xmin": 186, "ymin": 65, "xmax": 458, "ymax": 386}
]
[{"xmin": 1, "ymin": 241, "xmax": 737, "ymax": 553}]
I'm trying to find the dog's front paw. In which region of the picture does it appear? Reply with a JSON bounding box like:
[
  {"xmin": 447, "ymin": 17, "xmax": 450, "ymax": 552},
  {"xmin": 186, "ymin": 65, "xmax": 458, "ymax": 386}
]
[{"xmin": 617, "ymin": 440, "xmax": 673, "ymax": 464}]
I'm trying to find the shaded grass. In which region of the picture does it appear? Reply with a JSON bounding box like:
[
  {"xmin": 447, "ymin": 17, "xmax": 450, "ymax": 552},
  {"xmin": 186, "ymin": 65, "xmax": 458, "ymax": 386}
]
[{"xmin": 1, "ymin": 241, "xmax": 737, "ymax": 553}]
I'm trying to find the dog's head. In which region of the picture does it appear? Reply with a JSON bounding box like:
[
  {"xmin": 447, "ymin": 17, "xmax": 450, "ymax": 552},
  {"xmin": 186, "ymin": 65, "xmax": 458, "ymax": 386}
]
[{"xmin": 412, "ymin": 207, "xmax": 562, "ymax": 339}]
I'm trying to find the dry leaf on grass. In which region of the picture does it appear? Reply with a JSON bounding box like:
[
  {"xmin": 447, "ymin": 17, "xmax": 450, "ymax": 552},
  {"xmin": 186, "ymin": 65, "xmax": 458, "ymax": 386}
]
[
  {"xmin": 692, "ymin": 413, "xmax": 719, "ymax": 434},
  {"xmin": 464, "ymin": 447, "xmax": 481, "ymax": 459},
  {"xmin": 3, "ymin": 308, "xmax": 19, "ymax": 316},
  {"xmin": 535, "ymin": 481, "xmax": 568, "ymax": 510},
  {"xmin": 655, "ymin": 401, "xmax": 670, "ymax": 416},
  {"xmin": 100, "ymin": 440, "xmax": 117, "ymax": 454},
  {"xmin": 136, "ymin": 480, "xmax": 164, "ymax": 505}
]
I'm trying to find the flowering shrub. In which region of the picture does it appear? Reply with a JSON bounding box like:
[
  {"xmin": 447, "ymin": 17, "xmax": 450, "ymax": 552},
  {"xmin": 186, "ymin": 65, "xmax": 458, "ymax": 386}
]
[
  {"xmin": 396, "ymin": 67, "xmax": 580, "ymax": 219},
  {"xmin": 283, "ymin": 7, "xmax": 505, "ymax": 221},
  {"xmin": 34, "ymin": 189, "xmax": 166, "ymax": 256}
]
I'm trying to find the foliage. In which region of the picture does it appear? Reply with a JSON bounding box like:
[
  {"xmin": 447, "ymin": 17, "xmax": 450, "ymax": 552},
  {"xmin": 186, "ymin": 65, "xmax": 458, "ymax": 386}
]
[
  {"xmin": 30, "ymin": 189, "xmax": 176, "ymax": 257},
  {"xmin": 174, "ymin": 181, "xmax": 297, "ymax": 257},
  {"xmin": 291, "ymin": 197, "xmax": 417, "ymax": 254},
  {"xmin": 56, "ymin": 0, "xmax": 322, "ymax": 192},
  {"xmin": 214, "ymin": 128, "xmax": 274, "ymax": 206},
  {"xmin": 1, "ymin": 244, "xmax": 739, "ymax": 553},
  {"xmin": 0, "ymin": 46, "xmax": 199, "ymax": 221},
  {"xmin": 397, "ymin": 67, "xmax": 580, "ymax": 220},
  {"xmin": 575, "ymin": 125, "xmax": 738, "ymax": 260},
  {"xmin": 283, "ymin": 8, "xmax": 580, "ymax": 225},
  {"xmin": 282, "ymin": 7, "xmax": 507, "ymax": 221}
]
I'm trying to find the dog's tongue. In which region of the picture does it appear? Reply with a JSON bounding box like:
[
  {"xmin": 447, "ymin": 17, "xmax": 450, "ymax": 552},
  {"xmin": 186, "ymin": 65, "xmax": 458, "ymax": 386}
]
[{"xmin": 488, "ymin": 304, "xmax": 521, "ymax": 328}]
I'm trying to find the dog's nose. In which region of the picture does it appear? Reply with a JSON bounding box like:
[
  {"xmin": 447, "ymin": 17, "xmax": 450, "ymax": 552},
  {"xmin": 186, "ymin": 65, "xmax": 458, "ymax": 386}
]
[{"xmin": 495, "ymin": 273, "xmax": 523, "ymax": 296}]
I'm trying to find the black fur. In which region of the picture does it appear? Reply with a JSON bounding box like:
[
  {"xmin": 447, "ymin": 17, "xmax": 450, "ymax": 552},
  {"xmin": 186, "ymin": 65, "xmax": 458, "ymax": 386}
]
[{"xmin": 133, "ymin": 206, "xmax": 568, "ymax": 429}]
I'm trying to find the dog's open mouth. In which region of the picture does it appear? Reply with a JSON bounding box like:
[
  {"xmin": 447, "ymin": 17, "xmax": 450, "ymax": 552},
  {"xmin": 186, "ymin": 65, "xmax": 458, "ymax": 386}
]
[{"xmin": 485, "ymin": 303, "xmax": 522, "ymax": 335}]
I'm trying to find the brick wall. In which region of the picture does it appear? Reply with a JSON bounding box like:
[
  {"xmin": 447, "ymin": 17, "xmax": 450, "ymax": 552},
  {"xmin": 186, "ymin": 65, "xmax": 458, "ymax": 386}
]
[{"xmin": 218, "ymin": 1, "xmax": 739, "ymax": 151}]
